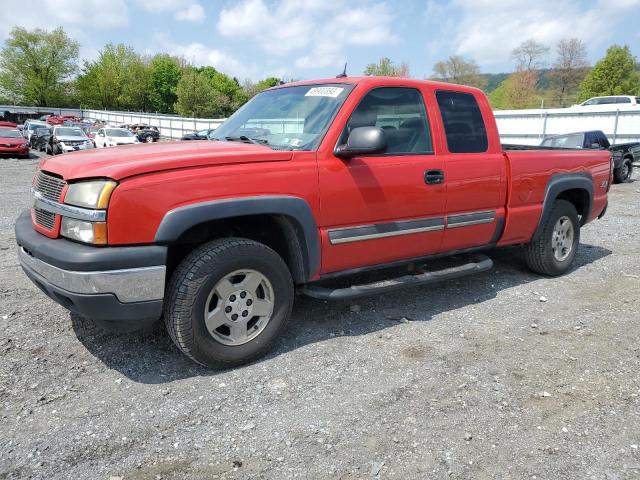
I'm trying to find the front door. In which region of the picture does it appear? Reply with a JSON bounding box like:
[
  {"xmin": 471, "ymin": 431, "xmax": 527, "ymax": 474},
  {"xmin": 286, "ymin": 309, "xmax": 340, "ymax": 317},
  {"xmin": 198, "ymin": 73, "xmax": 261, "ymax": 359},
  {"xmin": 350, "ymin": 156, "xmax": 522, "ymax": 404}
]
[{"xmin": 317, "ymin": 86, "xmax": 446, "ymax": 274}]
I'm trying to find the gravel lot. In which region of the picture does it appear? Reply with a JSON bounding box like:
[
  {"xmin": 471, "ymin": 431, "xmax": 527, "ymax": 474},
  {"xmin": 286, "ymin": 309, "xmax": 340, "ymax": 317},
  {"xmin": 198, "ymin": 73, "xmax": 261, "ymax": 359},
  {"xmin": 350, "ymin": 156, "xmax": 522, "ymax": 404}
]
[{"xmin": 1, "ymin": 152, "xmax": 639, "ymax": 480}]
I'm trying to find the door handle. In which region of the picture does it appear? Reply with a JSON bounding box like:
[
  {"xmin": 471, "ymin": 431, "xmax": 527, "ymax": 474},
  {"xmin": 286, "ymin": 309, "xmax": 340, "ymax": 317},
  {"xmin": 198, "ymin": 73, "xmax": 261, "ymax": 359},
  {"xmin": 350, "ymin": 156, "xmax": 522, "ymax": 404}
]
[{"xmin": 424, "ymin": 170, "xmax": 445, "ymax": 185}]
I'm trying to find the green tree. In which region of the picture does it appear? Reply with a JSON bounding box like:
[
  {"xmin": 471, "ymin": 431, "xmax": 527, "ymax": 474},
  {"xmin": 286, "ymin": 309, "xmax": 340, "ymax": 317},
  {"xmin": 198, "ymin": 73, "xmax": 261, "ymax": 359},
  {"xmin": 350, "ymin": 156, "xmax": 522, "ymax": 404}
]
[
  {"xmin": 0, "ymin": 27, "xmax": 79, "ymax": 106},
  {"xmin": 431, "ymin": 55, "xmax": 487, "ymax": 89},
  {"xmin": 76, "ymin": 44, "xmax": 148, "ymax": 110},
  {"xmin": 363, "ymin": 57, "xmax": 410, "ymax": 77},
  {"xmin": 196, "ymin": 66, "xmax": 248, "ymax": 116},
  {"xmin": 578, "ymin": 45, "xmax": 640, "ymax": 101},
  {"xmin": 174, "ymin": 68, "xmax": 226, "ymax": 117},
  {"xmin": 549, "ymin": 38, "xmax": 590, "ymax": 106},
  {"xmin": 243, "ymin": 77, "xmax": 280, "ymax": 98},
  {"xmin": 149, "ymin": 54, "xmax": 183, "ymax": 113}
]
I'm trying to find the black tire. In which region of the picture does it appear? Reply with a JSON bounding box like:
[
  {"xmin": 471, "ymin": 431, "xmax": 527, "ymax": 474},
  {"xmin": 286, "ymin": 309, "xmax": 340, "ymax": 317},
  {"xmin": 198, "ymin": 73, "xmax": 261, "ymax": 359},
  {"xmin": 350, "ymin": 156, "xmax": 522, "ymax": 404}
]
[
  {"xmin": 613, "ymin": 159, "xmax": 633, "ymax": 183},
  {"xmin": 164, "ymin": 238, "xmax": 294, "ymax": 368},
  {"xmin": 524, "ymin": 199, "xmax": 580, "ymax": 276}
]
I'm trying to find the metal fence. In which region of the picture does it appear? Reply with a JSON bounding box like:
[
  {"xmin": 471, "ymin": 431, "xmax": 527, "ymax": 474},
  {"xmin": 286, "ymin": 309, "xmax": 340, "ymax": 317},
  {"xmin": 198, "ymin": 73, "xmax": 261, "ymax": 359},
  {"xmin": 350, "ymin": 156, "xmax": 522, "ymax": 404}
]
[
  {"xmin": 0, "ymin": 105, "xmax": 225, "ymax": 140},
  {"xmin": 494, "ymin": 108, "xmax": 640, "ymax": 145},
  {"xmin": 3, "ymin": 104, "xmax": 640, "ymax": 145}
]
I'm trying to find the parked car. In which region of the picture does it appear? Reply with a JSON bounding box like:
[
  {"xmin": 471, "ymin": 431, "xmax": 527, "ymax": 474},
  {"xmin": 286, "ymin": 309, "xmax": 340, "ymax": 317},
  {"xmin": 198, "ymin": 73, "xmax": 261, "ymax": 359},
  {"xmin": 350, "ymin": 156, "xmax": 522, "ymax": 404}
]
[
  {"xmin": 47, "ymin": 115, "xmax": 79, "ymax": 126},
  {"xmin": 540, "ymin": 130, "xmax": 638, "ymax": 183},
  {"xmin": 122, "ymin": 124, "xmax": 160, "ymax": 143},
  {"xmin": 0, "ymin": 128, "xmax": 29, "ymax": 158},
  {"xmin": 47, "ymin": 126, "xmax": 93, "ymax": 155},
  {"xmin": 181, "ymin": 128, "xmax": 216, "ymax": 140},
  {"xmin": 94, "ymin": 127, "xmax": 140, "ymax": 148},
  {"xmin": 0, "ymin": 120, "xmax": 18, "ymax": 128},
  {"xmin": 16, "ymin": 76, "xmax": 612, "ymax": 368},
  {"xmin": 83, "ymin": 126, "xmax": 100, "ymax": 146},
  {"xmin": 22, "ymin": 119, "xmax": 49, "ymax": 142},
  {"xmin": 570, "ymin": 95, "xmax": 640, "ymax": 111},
  {"xmin": 29, "ymin": 127, "xmax": 52, "ymax": 151}
]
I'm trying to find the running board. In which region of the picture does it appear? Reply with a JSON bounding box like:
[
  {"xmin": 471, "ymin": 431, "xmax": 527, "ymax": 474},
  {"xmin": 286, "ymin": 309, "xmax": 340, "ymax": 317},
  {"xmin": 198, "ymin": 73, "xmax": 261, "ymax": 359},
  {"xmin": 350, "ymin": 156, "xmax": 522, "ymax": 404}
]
[{"xmin": 301, "ymin": 254, "xmax": 493, "ymax": 300}]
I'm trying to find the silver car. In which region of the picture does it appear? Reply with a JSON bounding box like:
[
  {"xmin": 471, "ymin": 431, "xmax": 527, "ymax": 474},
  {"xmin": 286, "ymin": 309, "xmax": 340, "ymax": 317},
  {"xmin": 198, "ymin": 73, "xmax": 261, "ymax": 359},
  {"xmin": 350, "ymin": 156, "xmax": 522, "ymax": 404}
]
[{"xmin": 48, "ymin": 126, "xmax": 93, "ymax": 155}]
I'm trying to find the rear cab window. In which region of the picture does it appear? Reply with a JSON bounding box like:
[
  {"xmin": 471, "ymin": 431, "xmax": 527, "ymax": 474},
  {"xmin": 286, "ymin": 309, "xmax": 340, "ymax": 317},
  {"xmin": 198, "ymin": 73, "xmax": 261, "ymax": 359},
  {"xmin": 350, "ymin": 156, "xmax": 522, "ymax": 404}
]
[{"xmin": 436, "ymin": 90, "xmax": 488, "ymax": 153}]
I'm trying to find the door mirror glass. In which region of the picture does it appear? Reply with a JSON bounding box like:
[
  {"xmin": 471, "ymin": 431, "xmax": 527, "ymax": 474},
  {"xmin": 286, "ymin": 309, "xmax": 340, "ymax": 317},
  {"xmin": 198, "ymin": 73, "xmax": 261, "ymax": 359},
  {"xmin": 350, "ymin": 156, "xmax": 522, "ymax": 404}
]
[
  {"xmin": 589, "ymin": 142, "xmax": 602, "ymax": 149},
  {"xmin": 335, "ymin": 126, "xmax": 387, "ymax": 159}
]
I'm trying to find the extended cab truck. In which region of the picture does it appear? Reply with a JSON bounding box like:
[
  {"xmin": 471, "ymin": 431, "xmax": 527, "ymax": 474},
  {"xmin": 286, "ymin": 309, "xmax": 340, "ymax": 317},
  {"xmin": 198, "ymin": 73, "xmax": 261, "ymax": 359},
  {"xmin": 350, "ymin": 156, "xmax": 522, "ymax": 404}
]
[
  {"xmin": 540, "ymin": 130, "xmax": 639, "ymax": 183},
  {"xmin": 15, "ymin": 77, "xmax": 612, "ymax": 368}
]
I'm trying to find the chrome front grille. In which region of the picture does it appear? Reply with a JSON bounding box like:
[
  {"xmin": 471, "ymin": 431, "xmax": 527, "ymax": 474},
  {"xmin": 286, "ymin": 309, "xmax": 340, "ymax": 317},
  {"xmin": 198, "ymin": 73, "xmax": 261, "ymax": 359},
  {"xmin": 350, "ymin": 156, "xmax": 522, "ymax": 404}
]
[
  {"xmin": 35, "ymin": 171, "xmax": 66, "ymax": 201},
  {"xmin": 34, "ymin": 208, "xmax": 55, "ymax": 230}
]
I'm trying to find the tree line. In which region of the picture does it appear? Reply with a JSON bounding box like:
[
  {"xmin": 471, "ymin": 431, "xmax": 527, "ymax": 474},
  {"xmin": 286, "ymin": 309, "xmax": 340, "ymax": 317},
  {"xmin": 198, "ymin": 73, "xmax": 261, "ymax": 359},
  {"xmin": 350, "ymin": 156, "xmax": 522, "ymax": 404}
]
[
  {"xmin": 1, "ymin": 27, "xmax": 639, "ymax": 114},
  {"xmin": 0, "ymin": 27, "xmax": 279, "ymax": 117},
  {"xmin": 365, "ymin": 39, "xmax": 640, "ymax": 109}
]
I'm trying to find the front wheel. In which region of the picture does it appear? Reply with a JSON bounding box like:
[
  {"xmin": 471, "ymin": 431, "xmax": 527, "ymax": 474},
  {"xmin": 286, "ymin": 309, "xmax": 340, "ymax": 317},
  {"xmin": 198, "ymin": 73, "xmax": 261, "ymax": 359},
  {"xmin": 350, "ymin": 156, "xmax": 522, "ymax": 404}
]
[
  {"xmin": 524, "ymin": 199, "xmax": 580, "ymax": 276},
  {"xmin": 164, "ymin": 238, "xmax": 294, "ymax": 368},
  {"xmin": 145, "ymin": 135, "xmax": 154, "ymax": 143}
]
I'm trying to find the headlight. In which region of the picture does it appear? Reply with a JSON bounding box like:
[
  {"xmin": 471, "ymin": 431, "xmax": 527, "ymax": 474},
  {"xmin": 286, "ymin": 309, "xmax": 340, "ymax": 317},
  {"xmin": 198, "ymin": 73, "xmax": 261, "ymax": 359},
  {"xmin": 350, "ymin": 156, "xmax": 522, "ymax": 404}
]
[
  {"xmin": 61, "ymin": 218, "xmax": 107, "ymax": 245},
  {"xmin": 64, "ymin": 180, "xmax": 116, "ymax": 209}
]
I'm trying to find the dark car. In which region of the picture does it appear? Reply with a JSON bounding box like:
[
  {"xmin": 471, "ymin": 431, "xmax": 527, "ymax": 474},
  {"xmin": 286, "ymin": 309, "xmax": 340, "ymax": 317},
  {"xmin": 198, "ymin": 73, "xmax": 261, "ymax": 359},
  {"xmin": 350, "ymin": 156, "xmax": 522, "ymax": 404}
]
[
  {"xmin": 124, "ymin": 124, "xmax": 160, "ymax": 143},
  {"xmin": 30, "ymin": 127, "xmax": 52, "ymax": 151},
  {"xmin": 181, "ymin": 128, "xmax": 216, "ymax": 140},
  {"xmin": 541, "ymin": 130, "xmax": 639, "ymax": 183}
]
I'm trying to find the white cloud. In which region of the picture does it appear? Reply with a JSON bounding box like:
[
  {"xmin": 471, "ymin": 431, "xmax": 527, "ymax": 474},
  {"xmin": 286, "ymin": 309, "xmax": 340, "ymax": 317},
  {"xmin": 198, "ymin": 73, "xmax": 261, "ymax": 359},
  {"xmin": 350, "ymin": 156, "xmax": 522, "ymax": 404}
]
[
  {"xmin": 217, "ymin": 0, "xmax": 397, "ymax": 70},
  {"xmin": 0, "ymin": 0, "xmax": 128, "ymax": 39},
  {"xmin": 136, "ymin": 0, "xmax": 205, "ymax": 22},
  {"xmin": 435, "ymin": 0, "xmax": 640, "ymax": 67},
  {"xmin": 175, "ymin": 3, "xmax": 205, "ymax": 22}
]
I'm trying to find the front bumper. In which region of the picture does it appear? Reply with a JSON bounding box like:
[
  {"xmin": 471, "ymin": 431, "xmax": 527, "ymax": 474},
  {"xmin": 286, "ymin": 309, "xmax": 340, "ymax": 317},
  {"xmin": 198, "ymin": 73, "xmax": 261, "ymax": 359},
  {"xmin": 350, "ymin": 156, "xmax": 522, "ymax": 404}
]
[
  {"xmin": 60, "ymin": 143, "xmax": 92, "ymax": 152},
  {"xmin": 15, "ymin": 211, "xmax": 167, "ymax": 330}
]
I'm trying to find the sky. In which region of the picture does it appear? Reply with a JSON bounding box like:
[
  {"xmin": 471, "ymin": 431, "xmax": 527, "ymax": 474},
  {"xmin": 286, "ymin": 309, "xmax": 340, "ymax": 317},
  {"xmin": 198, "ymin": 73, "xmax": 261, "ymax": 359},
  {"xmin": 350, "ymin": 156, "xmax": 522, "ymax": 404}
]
[{"xmin": 0, "ymin": 0, "xmax": 639, "ymax": 82}]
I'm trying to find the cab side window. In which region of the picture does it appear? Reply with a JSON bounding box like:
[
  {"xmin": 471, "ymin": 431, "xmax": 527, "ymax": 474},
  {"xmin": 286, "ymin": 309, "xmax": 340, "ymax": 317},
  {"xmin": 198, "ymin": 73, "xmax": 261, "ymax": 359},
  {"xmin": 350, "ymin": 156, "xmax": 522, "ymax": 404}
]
[
  {"xmin": 343, "ymin": 87, "xmax": 432, "ymax": 155},
  {"xmin": 436, "ymin": 90, "xmax": 488, "ymax": 153}
]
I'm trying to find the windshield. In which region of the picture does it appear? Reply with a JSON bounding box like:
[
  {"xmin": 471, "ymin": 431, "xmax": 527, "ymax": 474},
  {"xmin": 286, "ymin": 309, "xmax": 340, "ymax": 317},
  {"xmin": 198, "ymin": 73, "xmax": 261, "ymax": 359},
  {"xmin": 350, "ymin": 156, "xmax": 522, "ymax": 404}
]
[
  {"xmin": 56, "ymin": 127, "xmax": 85, "ymax": 137},
  {"xmin": 28, "ymin": 123, "xmax": 46, "ymax": 131},
  {"xmin": 0, "ymin": 129, "xmax": 22, "ymax": 138},
  {"xmin": 541, "ymin": 134, "xmax": 584, "ymax": 148},
  {"xmin": 210, "ymin": 83, "xmax": 354, "ymax": 150},
  {"xmin": 36, "ymin": 128, "xmax": 50, "ymax": 135},
  {"xmin": 106, "ymin": 129, "xmax": 134, "ymax": 137}
]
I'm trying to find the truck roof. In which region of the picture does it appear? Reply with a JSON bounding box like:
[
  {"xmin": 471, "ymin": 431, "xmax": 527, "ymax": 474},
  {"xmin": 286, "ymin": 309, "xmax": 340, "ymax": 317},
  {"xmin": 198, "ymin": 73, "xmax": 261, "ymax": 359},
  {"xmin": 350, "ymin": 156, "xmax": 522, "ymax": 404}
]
[{"xmin": 272, "ymin": 76, "xmax": 484, "ymax": 95}]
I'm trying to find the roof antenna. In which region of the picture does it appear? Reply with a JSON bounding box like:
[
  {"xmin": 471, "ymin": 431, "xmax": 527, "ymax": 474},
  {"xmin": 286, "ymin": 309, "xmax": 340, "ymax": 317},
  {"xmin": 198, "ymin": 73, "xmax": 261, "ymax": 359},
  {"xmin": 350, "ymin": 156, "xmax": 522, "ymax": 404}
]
[{"xmin": 336, "ymin": 63, "xmax": 347, "ymax": 78}]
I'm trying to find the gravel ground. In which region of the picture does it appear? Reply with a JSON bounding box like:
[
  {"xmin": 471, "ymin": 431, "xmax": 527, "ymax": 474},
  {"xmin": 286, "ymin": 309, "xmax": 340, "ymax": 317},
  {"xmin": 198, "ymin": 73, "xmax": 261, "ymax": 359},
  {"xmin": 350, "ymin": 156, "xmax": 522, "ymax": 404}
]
[{"xmin": 1, "ymin": 152, "xmax": 639, "ymax": 480}]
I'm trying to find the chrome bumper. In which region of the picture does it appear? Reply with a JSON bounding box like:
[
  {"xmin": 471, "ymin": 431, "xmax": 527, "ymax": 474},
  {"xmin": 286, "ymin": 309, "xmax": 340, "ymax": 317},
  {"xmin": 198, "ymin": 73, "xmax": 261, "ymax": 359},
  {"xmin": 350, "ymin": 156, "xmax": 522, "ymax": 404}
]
[{"xmin": 18, "ymin": 247, "xmax": 165, "ymax": 303}]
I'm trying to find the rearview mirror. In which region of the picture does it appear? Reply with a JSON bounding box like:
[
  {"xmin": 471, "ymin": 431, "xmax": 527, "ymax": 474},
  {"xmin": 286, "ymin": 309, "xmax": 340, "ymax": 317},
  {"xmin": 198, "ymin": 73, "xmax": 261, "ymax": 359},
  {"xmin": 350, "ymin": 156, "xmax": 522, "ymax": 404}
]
[{"xmin": 335, "ymin": 126, "xmax": 387, "ymax": 159}]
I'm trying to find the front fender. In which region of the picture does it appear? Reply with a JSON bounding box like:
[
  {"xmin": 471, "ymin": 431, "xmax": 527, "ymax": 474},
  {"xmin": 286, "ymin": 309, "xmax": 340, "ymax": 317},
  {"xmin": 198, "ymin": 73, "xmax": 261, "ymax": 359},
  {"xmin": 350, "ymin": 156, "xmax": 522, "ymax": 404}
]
[{"xmin": 154, "ymin": 195, "xmax": 320, "ymax": 280}]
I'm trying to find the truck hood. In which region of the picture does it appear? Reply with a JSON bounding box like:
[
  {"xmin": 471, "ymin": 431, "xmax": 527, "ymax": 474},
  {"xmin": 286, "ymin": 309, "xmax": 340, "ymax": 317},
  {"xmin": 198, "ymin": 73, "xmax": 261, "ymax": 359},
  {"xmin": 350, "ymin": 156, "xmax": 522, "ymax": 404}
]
[{"xmin": 39, "ymin": 140, "xmax": 293, "ymax": 181}]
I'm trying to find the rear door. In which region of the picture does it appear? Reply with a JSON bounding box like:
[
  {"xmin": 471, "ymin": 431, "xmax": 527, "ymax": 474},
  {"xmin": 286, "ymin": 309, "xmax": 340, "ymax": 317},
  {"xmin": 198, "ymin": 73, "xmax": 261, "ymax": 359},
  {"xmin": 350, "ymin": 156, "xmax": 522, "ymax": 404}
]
[
  {"xmin": 317, "ymin": 86, "xmax": 446, "ymax": 273},
  {"xmin": 434, "ymin": 90, "xmax": 507, "ymax": 251}
]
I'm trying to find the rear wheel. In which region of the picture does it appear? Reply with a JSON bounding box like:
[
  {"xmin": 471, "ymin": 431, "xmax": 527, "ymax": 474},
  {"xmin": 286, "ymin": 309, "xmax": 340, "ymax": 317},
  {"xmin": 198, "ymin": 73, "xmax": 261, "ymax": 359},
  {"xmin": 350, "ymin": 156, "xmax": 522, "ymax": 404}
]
[
  {"xmin": 164, "ymin": 238, "xmax": 294, "ymax": 368},
  {"xmin": 524, "ymin": 199, "xmax": 580, "ymax": 276},
  {"xmin": 145, "ymin": 135, "xmax": 154, "ymax": 143},
  {"xmin": 613, "ymin": 159, "xmax": 633, "ymax": 183}
]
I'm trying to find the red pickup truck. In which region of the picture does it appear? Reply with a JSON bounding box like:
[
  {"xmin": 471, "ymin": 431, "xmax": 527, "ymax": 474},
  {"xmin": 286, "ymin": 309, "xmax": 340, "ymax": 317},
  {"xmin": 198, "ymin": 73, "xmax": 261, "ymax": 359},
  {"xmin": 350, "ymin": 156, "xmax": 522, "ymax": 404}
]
[{"xmin": 16, "ymin": 77, "xmax": 611, "ymax": 368}]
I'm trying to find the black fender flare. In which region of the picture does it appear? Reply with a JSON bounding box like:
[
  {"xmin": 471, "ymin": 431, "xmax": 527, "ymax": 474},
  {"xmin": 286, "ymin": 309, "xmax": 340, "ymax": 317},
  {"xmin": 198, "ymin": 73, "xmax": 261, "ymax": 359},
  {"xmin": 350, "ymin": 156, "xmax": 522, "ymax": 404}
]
[
  {"xmin": 533, "ymin": 173, "xmax": 594, "ymax": 241},
  {"xmin": 154, "ymin": 195, "xmax": 320, "ymax": 280}
]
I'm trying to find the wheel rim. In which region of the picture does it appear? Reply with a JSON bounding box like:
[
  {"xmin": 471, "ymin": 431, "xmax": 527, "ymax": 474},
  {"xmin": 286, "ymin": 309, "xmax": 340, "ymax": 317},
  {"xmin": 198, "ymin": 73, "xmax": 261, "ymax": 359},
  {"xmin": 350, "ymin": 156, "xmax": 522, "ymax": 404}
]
[
  {"xmin": 146, "ymin": 136, "xmax": 153, "ymax": 143},
  {"xmin": 204, "ymin": 269, "xmax": 274, "ymax": 346},
  {"xmin": 622, "ymin": 162, "xmax": 630, "ymax": 180},
  {"xmin": 552, "ymin": 215, "xmax": 574, "ymax": 262}
]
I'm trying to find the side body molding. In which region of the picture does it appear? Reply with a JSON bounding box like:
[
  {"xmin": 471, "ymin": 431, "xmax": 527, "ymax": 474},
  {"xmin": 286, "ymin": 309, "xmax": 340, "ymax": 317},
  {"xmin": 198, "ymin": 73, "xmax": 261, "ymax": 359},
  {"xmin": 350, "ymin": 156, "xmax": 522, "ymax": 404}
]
[
  {"xmin": 533, "ymin": 172, "xmax": 594, "ymax": 240},
  {"xmin": 154, "ymin": 196, "xmax": 321, "ymax": 280}
]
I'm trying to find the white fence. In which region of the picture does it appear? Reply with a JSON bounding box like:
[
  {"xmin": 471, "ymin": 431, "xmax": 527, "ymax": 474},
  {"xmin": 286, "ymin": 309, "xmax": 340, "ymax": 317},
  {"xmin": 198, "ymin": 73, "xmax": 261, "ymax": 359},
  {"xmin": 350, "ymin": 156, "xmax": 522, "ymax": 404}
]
[
  {"xmin": 0, "ymin": 105, "xmax": 225, "ymax": 140},
  {"xmin": 3, "ymin": 104, "xmax": 640, "ymax": 145},
  {"xmin": 495, "ymin": 108, "xmax": 640, "ymax": 146}
]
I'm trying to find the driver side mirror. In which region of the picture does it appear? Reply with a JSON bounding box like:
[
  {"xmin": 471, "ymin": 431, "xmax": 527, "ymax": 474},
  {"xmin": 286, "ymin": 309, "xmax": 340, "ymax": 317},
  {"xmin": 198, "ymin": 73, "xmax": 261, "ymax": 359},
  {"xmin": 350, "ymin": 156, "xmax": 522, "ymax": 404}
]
[
  {"xmin": 589, "ymin": 142, "xmax": 602, "ymax": 149},
  {"xmin": 335, "ymin": 126, "xmax": 387, "ymax": 159}
]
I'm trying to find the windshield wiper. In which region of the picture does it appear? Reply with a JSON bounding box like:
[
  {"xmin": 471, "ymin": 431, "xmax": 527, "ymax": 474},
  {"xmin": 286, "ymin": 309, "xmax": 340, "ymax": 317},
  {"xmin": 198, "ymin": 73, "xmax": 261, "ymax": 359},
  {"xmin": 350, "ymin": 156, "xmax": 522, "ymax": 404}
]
[{"xmin": 224, "ymin": 135, "xmax": 269, "ymax": 146}]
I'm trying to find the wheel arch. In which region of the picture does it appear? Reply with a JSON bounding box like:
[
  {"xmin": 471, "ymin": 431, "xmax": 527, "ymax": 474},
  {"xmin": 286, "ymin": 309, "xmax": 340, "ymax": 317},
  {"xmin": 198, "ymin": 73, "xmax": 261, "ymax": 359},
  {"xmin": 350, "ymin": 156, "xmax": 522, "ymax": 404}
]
[
  {"xmin": 155, "ymin": 196, "xmax": 320, "ymax": 284},
  {"xmin": 533, "ymin": 173, "xmax": 593, "ymax": 241}
]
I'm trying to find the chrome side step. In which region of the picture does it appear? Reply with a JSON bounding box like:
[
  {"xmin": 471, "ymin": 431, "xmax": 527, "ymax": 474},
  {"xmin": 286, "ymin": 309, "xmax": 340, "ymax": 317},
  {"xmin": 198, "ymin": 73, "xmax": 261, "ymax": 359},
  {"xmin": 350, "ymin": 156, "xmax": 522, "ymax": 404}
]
[{"xmin": 301, "ymin": 254, "xmax": 493, "ymax": 300}]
